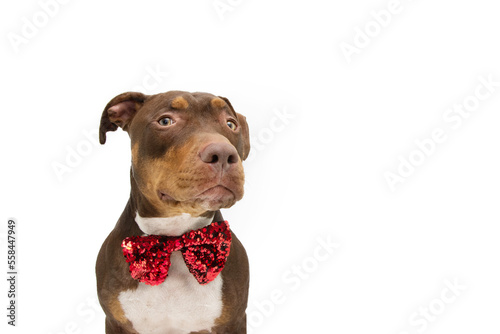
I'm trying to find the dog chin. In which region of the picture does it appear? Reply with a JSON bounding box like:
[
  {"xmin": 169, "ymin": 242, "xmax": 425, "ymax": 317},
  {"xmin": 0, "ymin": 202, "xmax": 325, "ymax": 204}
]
[
  {"xmin": 196, "ymin": 185, "xmax": 237, "ymax": 210},
  {"xmin": 158, "ymin": 186, "xmax": 238, "ymax": 212}
]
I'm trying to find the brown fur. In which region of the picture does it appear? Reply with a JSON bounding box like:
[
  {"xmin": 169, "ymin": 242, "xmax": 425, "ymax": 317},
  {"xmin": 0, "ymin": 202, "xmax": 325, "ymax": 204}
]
[
  {"xmin": 210, "ymin": 97, "xmax": 227, "ymax": 109},
  {"xmin": 171, "ymin": 96, "xmax": 189, "ymax": 110},
  {"xmin": 96, "ymin": 91, "xmax": 250, "ymax": 334}
]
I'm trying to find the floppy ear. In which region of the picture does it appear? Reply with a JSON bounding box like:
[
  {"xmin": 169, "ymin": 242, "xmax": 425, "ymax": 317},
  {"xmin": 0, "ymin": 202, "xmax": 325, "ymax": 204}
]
[
  {"xmin": 99, "ymin": 92, "xmax": 148, "ymax": 144},
  {"xmin": 219, "ymin": 96, "xmax": 250, "ymax": 161}
]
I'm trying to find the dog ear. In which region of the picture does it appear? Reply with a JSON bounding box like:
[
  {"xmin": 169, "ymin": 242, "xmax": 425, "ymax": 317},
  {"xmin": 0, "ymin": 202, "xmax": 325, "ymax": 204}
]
[
  {"xmin": 99, "ymin": 92, "xmax": 148, "ymax": 144},
  {"xmin": 236, "ymin": 112, "xmax": 250, "ymax": 161},
  {"xmin": 219, "ymin": 97, "xmax": 250, "ymax": 161}
]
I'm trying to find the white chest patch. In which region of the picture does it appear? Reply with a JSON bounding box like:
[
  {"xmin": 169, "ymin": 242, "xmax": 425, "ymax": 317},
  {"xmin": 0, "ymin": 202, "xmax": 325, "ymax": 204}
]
[{"xmin": 118, "ymin": 212, "xmax": 223, "ymax": 334}]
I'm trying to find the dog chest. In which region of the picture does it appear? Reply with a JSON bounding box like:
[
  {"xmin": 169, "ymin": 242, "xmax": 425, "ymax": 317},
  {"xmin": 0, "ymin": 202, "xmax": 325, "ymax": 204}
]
[{"xmin": 118, "ymin": 251, "xmax": 223, "ymax": 334}]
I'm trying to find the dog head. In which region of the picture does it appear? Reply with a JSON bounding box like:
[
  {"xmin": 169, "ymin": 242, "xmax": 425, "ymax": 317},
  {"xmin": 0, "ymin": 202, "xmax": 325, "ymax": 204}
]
[{"xmin": 99, "ymin": 91, "xmax": 250, "ymax": 217}]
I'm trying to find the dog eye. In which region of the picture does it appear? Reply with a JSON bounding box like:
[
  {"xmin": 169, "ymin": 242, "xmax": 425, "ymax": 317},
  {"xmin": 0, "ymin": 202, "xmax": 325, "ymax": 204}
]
[
  {"xmin": 158, "ymin": 117, "xmax": 174, "ymax": 126},
  {"xmin": 226, "ymin": 120, "xmax": 237, "ymax": 131}
]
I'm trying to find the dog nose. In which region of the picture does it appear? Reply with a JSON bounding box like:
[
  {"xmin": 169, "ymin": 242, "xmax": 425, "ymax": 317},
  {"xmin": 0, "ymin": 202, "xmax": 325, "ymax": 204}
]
[{"xmin": 200, "ymin": 143, "xmax": 239, "ymax": 170}]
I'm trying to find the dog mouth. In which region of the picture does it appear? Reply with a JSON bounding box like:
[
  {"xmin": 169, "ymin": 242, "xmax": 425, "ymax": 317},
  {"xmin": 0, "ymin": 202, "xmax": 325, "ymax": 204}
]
[
  {"xmin": 158, "ymin": 191, "xmax": 176, "ymax": 202},
  {"xmin": 158, "ymin": 185, "xmax": 235, "ymax": 204},
  {"xmin": 196, "ymin": 185, "xmax": 235, "ymax": 200}
]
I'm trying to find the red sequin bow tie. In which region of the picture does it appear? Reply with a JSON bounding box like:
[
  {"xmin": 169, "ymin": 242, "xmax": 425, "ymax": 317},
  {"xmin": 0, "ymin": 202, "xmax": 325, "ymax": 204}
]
[{"xmin": 122, "ymin": 221, "xmax": 231, "ymax": 286}]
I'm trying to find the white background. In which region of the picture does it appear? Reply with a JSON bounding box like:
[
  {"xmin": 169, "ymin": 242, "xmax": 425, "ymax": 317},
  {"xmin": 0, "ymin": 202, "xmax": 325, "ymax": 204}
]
[{"xmin": 1, "ymin": 0, "xmax": 500, "ymax": 333}]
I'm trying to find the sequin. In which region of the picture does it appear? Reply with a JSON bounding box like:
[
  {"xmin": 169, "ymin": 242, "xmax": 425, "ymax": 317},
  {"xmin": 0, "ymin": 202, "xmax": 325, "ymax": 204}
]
[{"xmin": 122, "ymin": 221, "xmax": 231, "ymax": 286}]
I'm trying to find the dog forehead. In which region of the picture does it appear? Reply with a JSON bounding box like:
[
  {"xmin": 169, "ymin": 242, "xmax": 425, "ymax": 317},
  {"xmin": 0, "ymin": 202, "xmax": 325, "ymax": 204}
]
[
  {"xmin": 128, "ymin": 91, "xmax": 235, "ymax": 155},
  {"xmin": 127, "ymin": 91, "xmax": 239, "ymax": 150},
  {"xmin": 145, "ymin": 91, "xmax": 227, "ymax": 112}
]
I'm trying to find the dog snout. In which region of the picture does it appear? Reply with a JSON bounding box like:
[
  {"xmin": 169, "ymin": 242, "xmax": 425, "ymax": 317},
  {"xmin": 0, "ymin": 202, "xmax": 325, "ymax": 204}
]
[{"xmin": 199, "ymin": 142, "xmax": 239, "ymax": 171}]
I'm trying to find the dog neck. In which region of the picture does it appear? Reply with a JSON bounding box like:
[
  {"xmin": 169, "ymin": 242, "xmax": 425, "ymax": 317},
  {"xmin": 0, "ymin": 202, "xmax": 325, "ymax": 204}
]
[
  {"xmin": 128, "ymin": 169, "xmax": 220, "ymax": 236},
  {"xmin": 134, "ymin": 211, "xmax": 215, "ymax": 236}
]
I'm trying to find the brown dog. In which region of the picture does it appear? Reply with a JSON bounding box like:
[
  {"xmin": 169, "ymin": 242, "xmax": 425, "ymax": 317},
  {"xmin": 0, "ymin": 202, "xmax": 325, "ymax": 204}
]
[{"xmin": 96, "ymin": 91, "xmax": 250, "ymax": 333}]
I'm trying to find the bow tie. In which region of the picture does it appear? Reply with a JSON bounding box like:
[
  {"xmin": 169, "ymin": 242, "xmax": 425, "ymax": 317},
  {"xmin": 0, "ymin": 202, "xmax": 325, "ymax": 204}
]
[{"xmin": 122, "ymin": 220, "xmax": 231, "ymax": 286}]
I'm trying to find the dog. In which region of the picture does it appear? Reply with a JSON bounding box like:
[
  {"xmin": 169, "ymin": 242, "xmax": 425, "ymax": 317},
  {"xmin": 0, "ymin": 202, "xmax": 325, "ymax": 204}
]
[{"xmin": 96, "ymin": 90, "xmax": 250, "ymax": 334}]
